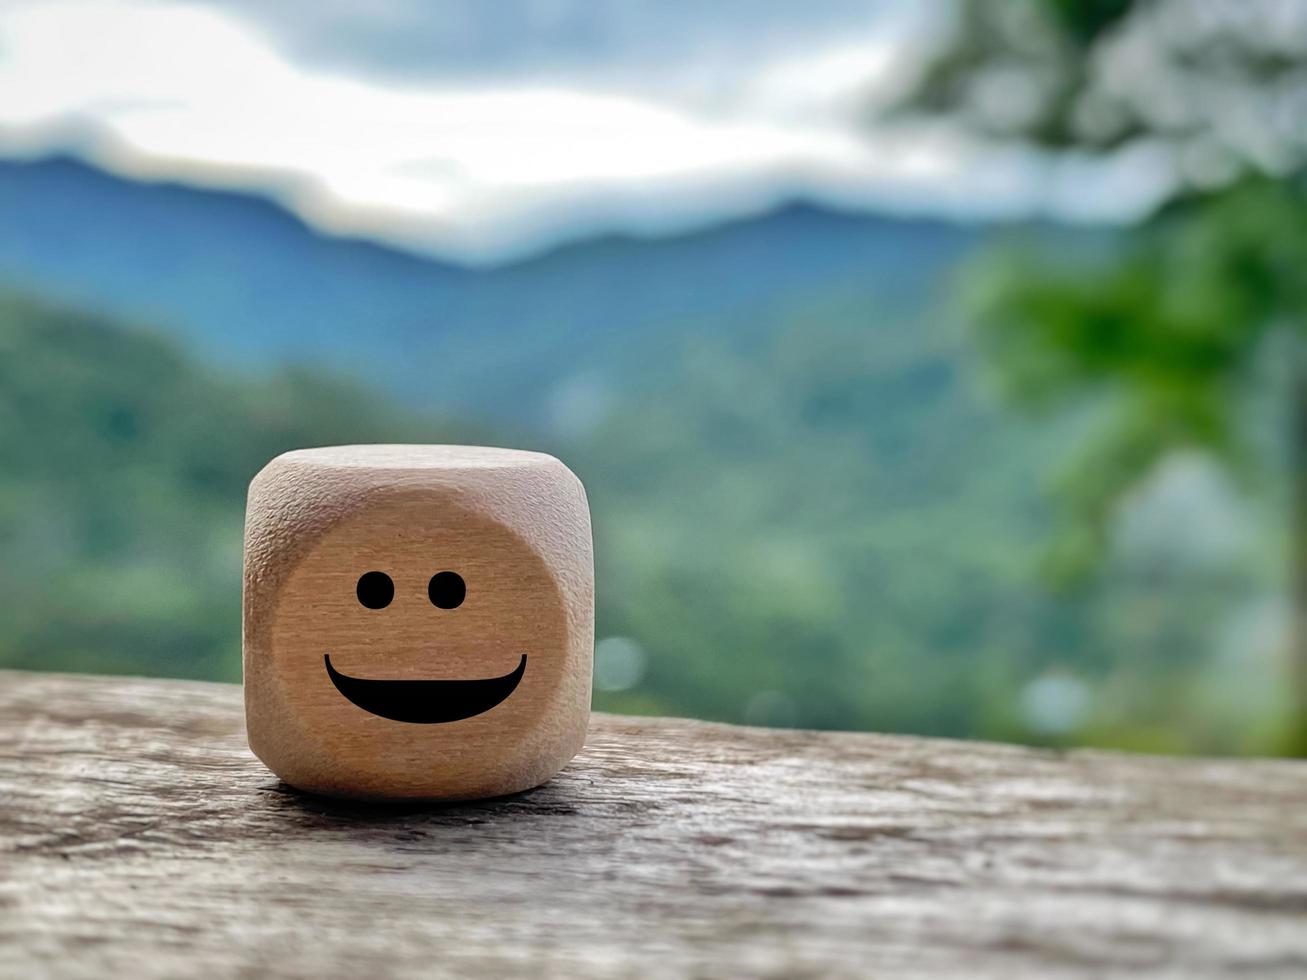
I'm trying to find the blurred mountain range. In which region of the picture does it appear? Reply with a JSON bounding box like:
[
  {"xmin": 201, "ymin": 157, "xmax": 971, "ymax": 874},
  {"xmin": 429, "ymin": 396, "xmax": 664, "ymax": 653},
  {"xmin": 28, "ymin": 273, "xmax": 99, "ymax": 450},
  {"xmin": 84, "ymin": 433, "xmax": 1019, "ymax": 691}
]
[
  {"xmin": 0, "ymin": 155, "xmax": 979, "ymax": 428},
  {"xmin": 3, "ymin": 151, "xmax": 1270, "ymax": 753}
]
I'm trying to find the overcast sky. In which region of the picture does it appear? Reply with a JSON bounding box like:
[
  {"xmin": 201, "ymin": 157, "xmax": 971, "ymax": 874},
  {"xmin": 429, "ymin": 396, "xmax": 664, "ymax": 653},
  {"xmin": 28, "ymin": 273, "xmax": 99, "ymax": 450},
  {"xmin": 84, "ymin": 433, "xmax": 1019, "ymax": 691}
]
[{"xmin": 0, "ymin": 0, "xmax": 1172, "ymax": 262}]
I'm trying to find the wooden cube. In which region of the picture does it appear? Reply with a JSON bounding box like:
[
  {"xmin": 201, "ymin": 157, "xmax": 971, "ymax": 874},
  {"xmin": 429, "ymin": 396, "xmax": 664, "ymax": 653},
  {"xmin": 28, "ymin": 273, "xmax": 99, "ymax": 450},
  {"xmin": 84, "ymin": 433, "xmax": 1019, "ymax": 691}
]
[{"xmin": 242, "ymin": 445, "xmax": 593, "ymax": 801}]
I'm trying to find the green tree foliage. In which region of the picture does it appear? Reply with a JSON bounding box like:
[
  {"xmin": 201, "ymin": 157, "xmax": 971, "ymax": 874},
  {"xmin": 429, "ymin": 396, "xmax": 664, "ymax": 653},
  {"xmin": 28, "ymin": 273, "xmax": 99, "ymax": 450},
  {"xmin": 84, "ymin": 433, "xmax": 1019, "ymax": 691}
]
[
  {"xmin": 898, "ymin": 0, "xmax": 1307, "ymax": 750},
  {"xmin": 968, "ymin": 178, "xmax": 1307, "ymax": 573}
]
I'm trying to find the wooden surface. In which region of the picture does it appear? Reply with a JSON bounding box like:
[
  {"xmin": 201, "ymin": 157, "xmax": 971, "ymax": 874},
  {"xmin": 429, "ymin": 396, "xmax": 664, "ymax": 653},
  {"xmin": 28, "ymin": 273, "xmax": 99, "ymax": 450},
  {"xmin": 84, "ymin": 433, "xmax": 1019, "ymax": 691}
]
[{"xmin": 2, "ymin": 671, "xmax": 1307, "ymax": 979}]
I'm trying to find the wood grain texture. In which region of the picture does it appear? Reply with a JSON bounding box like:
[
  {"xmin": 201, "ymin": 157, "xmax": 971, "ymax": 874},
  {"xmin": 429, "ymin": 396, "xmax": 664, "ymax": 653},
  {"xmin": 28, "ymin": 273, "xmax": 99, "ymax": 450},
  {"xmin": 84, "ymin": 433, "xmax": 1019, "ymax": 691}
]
[
  {"xmin": 2, "ymin": 670, "xmax": 1306, "ymax": 979},
  {"xmin": 244, "ymin": 445, "xmax": 593, "ymax": 800}
]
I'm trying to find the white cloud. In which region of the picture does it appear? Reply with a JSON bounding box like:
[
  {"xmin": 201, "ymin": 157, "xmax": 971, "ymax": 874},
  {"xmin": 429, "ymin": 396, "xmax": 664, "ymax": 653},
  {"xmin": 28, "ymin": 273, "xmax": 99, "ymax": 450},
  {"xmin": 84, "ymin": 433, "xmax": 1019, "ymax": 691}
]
[{"xmin": 0, "ymin": 0, "xmax": 1173, "ymax": 262}]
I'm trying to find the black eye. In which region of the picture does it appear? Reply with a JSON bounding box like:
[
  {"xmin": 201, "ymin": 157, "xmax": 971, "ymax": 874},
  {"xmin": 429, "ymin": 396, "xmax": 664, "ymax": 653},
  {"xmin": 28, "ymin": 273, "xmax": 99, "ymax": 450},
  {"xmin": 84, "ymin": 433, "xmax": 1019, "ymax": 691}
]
[
  {"xmin": 356, "ymin": 571, "xmax": 394, "ymax": 609},
  {"xmin": 428, "ymin": 571, "xmax": 465, "ymax": 609}
]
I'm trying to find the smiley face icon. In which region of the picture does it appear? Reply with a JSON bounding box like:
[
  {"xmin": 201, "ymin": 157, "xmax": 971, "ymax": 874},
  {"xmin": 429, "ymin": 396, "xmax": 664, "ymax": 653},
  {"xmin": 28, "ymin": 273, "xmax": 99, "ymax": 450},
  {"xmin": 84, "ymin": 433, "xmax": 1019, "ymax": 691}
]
[
  {"xmin": 322, "ymin": 568, "xmax": 526, "ymax": 724},
  {"xmin": 242, "ymin": 445, "xmax": 594, "ymax": 801}
]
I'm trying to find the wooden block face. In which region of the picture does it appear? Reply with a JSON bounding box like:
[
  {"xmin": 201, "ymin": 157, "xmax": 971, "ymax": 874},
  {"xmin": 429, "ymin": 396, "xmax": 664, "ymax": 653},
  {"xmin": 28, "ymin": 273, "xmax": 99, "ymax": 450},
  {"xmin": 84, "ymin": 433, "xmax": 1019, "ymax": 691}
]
[{"xmin": 243, "ymin": 446, "xmax": 593, "ymax": 801}]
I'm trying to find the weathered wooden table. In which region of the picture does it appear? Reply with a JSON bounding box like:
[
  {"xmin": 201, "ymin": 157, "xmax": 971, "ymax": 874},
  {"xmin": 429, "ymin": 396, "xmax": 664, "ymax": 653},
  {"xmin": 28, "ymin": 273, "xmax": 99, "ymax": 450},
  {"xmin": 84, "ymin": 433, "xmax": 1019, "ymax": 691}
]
[{"xmin": 2, "ymin": 670, "xmax": 1305, "ymax": 978}]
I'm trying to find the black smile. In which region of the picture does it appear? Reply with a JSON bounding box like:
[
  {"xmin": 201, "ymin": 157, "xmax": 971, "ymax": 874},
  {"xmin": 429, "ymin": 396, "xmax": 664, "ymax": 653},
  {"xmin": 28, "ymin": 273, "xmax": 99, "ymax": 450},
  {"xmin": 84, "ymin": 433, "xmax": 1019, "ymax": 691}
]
[{"xmin": 323, "ymin": 653, "xmax": 527, "ymax": 724}]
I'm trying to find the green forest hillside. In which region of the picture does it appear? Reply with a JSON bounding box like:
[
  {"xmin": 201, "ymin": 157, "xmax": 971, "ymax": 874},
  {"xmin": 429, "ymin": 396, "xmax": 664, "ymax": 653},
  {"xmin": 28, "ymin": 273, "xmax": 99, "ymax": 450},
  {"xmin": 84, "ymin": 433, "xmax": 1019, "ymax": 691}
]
[
  {"xmin": 0, "ymin": 286, "xmax": 1289, "ymax": 754},
  {"xmin": 0, "ymin": 291, "xmax": 481, "ymax": 681}
]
